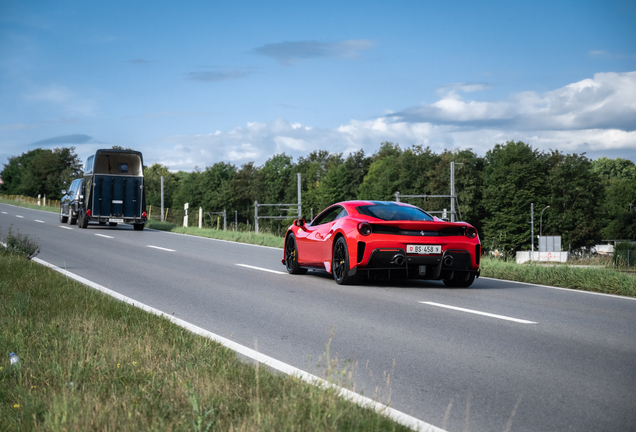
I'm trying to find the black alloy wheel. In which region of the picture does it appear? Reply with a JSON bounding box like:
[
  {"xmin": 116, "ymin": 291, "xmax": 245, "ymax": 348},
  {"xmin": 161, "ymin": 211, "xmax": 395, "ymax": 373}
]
[
  {"xmin": 333, "ymin": 236, "xmax": 357, "ymax": 285},
  {"xmin": 284, "ymin": 233, "xmax": 307, "ymax": 274}
]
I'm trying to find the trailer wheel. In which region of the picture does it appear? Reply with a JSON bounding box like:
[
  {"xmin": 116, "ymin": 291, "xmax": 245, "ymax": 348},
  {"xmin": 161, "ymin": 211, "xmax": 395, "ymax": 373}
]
[
  {"xmin": 133, "ymin": 223, "xmax": 144, "ymax": 231},
  {"xmin": 109, "ymin": 222, "xmax": 117, "ymax": 227},
  {"xmin": 79, "ymin": 211, "xmax": 88, "ymax": 229}
]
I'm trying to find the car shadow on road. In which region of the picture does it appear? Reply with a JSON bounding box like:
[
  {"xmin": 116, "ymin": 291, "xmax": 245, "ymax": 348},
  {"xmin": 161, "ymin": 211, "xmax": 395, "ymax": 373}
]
[{"xmin": 304, "ymin": 269, "xmax": 452, "ymax": 290}]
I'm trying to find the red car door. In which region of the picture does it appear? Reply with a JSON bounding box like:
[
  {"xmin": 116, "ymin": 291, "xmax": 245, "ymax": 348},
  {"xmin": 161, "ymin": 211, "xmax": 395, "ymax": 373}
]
[{"xmin": 297, "ymin": 206, "xmax": 344, "ymax": 267}]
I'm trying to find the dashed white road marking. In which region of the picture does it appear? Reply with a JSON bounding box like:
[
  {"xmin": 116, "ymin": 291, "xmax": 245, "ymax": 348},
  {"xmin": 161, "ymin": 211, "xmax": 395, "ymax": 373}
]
[
  {"xmin": 60, "ymin": 226, "xmax": 73, "ymax": 230},
  {"xmin": 419, "ymin": 301, "xmax": 537, "ymax": 324},
  {"xmin": 95, "ymin": 234, "xmax": 114, "ymax": 239},
  {"xmin": 35, "ymin": 220, "xmax": 45, "ymax": 223},
  {"xmin": 236, "ymin": 264, "xmax": 287, "ymax": 275},
  {"xmin": 16, "ymin": 215, "xmax": 24, "ymax": 218},
  {"xmin": 147, "ymin": 245, "xmax": 175, "ymax": 252},
  {"xmin": 1, "ymin": 211, "xmax": 7, "ymax": 214}
]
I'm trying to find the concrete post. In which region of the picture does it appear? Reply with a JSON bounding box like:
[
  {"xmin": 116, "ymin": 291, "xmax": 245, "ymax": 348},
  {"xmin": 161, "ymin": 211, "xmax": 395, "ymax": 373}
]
[{"xmin": 199, "ymin": 207, "xmax": 202, "ymax": 229}]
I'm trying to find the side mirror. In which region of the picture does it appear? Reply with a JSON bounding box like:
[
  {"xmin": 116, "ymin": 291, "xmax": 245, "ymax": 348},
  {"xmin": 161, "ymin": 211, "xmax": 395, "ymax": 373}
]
[
  {"xmin": 79, "ymin": 195, "xmax": 84, "ymax": 200},
  {"xmin": 294, "ymin": 219, "xmax": 305, "ymax": 228},
  {"xmin": 61, "ymin": 189, "xmax": 67, "ymax": 195}
]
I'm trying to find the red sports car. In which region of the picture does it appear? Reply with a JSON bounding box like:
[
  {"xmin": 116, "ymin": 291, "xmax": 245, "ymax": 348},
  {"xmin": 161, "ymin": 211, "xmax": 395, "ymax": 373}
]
[{"xmin": 282, "ymin": 200, "xmax": 481, "ymax": 287}]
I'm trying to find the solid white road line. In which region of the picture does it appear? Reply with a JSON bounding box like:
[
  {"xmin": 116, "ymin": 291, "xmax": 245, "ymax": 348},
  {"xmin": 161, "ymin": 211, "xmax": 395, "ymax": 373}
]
[
  {"xmin": 236, "ymin": 263, "xmax": 287, "ymax": 275},
  {"xmin": 480, "ymin": 277, "xmax": 636, "ymax": 301},
  {"xmin": 16, "ymin": 215, "xmax": 24, "ymax": 218},
  {"xmin": 35, "ymin": 220, "xmax": 45, "ymax": 223},
  {"xmin": 60, "ymin": 226, "xmax": 73, "ymax": 230},
  {"xmin": 95, "ymin": 234, "xmax": 114, "ymax": 239},
  {"xmin": 32, "ymin": 257, "xmax": 444, "ymax": 432},
  {"xmin": 420, "ymin": 301, "xmax": 537, "ymax": 324},
  {"xmin": 147, "ymin": 245, "xmax": 175, "ymax": 252}
]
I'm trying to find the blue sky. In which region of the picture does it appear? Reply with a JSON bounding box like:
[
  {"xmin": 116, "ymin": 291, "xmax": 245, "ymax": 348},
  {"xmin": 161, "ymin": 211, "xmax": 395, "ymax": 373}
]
[{"xmin": 1, "ymin": 0, "xmax": 635, "ymax": 171}]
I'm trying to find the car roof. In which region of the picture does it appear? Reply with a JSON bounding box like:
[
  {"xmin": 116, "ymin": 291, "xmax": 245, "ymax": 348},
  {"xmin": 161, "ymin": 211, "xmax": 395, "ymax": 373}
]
[{"xmin": 334, "ymin": 200, "xmax": 418, "ymax": 213}]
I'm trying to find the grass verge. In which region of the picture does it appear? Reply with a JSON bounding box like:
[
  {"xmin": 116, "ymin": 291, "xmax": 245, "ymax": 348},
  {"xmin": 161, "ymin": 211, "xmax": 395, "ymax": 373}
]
[
  {"xmin": 0, "ymin": 198, "xmax": 58, "ymax": 213},
  {"xmin": 480, "ymin": 256, "xmax": 636, "ymax": 298},
  {"xmin": 145, "ymin": 220, "xmax": 285, "ymax": 248},
  {"xmin": 0, "ymin": 248, "xmax": 410, "ymax": 431}
]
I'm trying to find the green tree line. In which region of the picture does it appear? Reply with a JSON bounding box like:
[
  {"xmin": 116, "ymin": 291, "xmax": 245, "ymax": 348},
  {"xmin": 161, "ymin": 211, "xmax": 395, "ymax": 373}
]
[{"xmin": 2, "ymin": 142, "xmax": 635, "ymax": 253}]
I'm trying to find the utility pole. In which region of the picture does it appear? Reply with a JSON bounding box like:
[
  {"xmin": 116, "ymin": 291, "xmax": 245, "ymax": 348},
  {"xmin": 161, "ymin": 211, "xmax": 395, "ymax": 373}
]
[
  {"xmin": 297, "ymin": 173, "xmax": 302, "ymax": 219},
  {"xmin": 160, "ymin": 176, "xmax": 164, "ymax": 222},
  {"xmin": 450, "ymin": 162, "xmax": 463, "ymax": 222},
  {"xmin": 531, "ymin": 203, "xmax": 534, "ymax": 261}
]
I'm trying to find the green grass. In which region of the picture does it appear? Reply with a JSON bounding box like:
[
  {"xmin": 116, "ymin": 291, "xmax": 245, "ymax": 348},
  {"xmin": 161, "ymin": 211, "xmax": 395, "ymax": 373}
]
[
  {"xmin": 480, "ymin": 256, "xmax": 636, "ymax": 297},
  {"xmin": 0, "ymin": 249, "xmax": 410, "ymax": 431},
  {"xmin": 0, "ymin": 198, "xmax": 58, "ymax": 213},
  {"xmin": 145, "ymin": 220, "xmax": 285, "ymax": 248}
]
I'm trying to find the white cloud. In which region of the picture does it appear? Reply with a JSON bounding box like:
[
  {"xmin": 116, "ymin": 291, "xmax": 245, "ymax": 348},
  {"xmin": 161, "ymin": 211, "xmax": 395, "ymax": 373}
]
[
  {"xmin": 147, "ymin": 71, "xmax": 636, "ymax": 171},
  {"xmin": 24, "ymin": 85, "xmax": 96, "ymax": 116}
]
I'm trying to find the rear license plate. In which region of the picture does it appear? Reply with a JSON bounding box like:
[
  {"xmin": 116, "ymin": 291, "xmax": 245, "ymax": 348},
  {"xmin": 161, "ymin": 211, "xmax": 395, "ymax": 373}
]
[
  {"xmin": 407, "ymin": 244, "xmax": 441, "ymax": 254},
  {"xmin": 110, "ymin": 218, "xmax": 123, "ymax": 223}
]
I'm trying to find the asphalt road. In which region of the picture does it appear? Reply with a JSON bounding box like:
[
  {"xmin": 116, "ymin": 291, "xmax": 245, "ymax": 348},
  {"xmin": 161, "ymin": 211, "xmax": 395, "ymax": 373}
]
[{"xmin": 2, "ymin": 203, "xmax": 636, "ymax": 432}]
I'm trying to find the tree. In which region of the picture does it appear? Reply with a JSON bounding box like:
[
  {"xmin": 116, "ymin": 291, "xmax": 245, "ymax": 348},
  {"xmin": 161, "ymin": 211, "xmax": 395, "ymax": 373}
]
[
  {"xmin": 144, "ymin": 163, "xmax": 177, "ymax": 208},
  {"xmin": 357, "ymin": 142, "xmax": 402, "ymax": 200},
  {"xmin": 481, "ymin": 141, "xmax": 548, "ymax": 254},
  {"xmin": 0, "ymin": 147, "xmax": 82, "ymax": 198},
  {"xmin": 544, "ymin": 151, "xmax": 604, "ymax": 248},
  {"xmin": 592, "ymin": 157, "xmax": 636, "ymax": 240},
  {"xmin": 201, "ymin": 162, "xmax": 237, "ymax": 212}
]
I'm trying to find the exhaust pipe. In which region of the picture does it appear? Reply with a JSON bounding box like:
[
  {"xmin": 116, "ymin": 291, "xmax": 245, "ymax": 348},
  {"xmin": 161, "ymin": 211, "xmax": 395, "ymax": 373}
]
[
  {"xmin": 392, "ymin": 254, "xmax": 406, "ymax": 266},
  {"xmin": 443, "ymin": 255, "xmax": 454, "ymax": 267}
]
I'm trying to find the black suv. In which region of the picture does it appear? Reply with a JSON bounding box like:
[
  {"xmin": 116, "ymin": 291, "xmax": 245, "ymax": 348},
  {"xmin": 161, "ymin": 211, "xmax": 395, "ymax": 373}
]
[{"xmin": 60, "ymin": 178, "xmax": 85, "ymax": 225}]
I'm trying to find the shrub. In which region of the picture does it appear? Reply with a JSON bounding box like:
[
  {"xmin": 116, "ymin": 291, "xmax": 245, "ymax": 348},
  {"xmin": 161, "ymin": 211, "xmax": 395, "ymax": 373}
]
[
  {"xmin": 613, "ymin": 241, "xmax": 636, "ymax": 268},
  {"xmin": 1, "ymin": 226, "xmax": 40, "ymax": 259}
]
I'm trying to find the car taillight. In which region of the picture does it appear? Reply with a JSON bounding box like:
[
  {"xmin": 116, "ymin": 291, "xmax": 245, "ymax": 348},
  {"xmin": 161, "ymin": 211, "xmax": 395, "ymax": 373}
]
[
  {"xmin": 358, "ymin": 222, "xmax": 372, "ymax": 236},
  {"xmin": 466, "ymin": 227, "xmax": 477, "ymax": 239},
  {"xmin": 86, "ymin": 209, "xmax": 91, "ymax": 217}
]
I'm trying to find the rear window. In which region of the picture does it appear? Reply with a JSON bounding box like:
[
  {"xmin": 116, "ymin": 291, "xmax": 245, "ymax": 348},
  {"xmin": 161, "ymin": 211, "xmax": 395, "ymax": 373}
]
[{"xmin": 356, "ymin": 204, "xmax": 434, "ymax": 221}]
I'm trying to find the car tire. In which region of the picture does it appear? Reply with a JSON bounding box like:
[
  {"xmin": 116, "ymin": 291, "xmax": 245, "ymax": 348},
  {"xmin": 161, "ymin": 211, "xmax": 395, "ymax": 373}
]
[
  {"xmin": 68, "ymin": 208, "xmax": 77, "ymax": 225},
  {"xmin": 284, "ymin": 233, "xmax": 307, "ymax": 274},
  {"xmin": 79, "ymin": 211, "xmax": 88, "ymax": 229},
  {"xmin": 443, "ymin": 273, "xmax": 476, "ymax": 288},
  {"xmin": 133, "ymin": 223, "xmax": 144, "ymax": 231},
  {"xmin": 109, "ymin": 222, "xmax": 117, "ymax": 227},
  {"xmin": 59, "ymin": 206, "xmax": 68, "ymax": 223},
  {"xmin": 333, "ymin": 236, "xmax": 357, "ymax": 285}
]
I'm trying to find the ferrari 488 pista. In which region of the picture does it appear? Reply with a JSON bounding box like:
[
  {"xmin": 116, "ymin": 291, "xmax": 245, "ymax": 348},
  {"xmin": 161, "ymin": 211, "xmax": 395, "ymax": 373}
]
[{"xmin": 282, "ymin": 200, "xmax": 481, "ymax": 287}]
